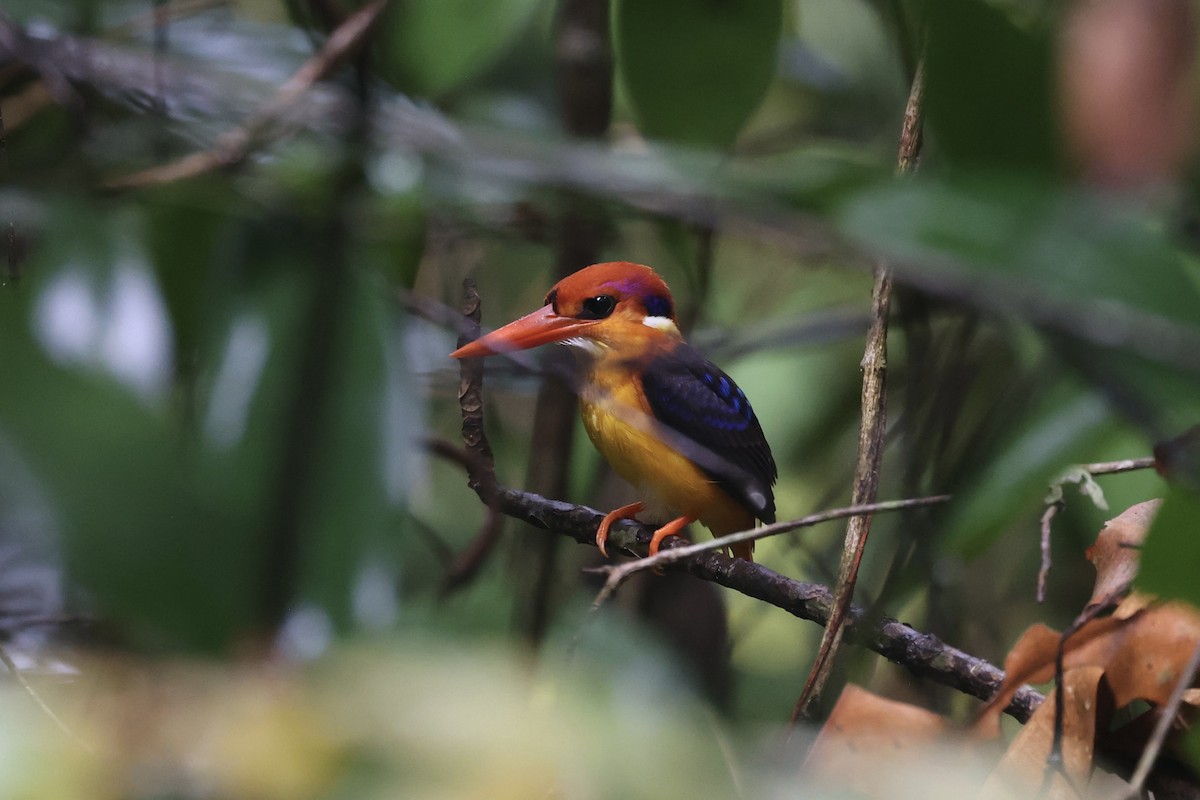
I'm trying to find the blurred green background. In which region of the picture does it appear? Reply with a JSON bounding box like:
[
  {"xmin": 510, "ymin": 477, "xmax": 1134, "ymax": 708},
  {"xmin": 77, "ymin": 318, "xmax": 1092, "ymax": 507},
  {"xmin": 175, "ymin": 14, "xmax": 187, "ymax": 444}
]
[{"xmin": 1, "ymin": 0, "xmax": 1199, "ymax": 795}]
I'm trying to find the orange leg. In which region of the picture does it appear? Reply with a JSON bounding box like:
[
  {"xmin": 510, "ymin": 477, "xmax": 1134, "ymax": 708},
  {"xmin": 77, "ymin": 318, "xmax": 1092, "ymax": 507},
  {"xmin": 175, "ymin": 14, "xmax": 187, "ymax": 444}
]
[
  {"xmin": 648, "ymin": 515, "xmax": 697, "ymax": 557},
  {"xmin": 595, "ymin": 501, "xmax": 645, "ymax": 558}
]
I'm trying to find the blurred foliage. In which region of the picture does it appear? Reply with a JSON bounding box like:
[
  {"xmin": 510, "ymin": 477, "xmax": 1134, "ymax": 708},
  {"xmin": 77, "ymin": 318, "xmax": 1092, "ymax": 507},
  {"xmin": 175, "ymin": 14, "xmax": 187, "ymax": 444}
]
[
  {"xmin": 614, "ymin": 0, "xmax": 782, "ymax": 149},
  {"xmin": 0, "ymin": 0, "xmax": 1199, "ymax": 795}
]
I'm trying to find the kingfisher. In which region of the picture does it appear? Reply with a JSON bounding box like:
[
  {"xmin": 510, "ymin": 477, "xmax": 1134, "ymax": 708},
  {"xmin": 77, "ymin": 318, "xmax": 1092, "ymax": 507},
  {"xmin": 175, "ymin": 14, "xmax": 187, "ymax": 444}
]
[{"xmin": 450, "ymin": 262, "xmax": 776, "ymax": 561}]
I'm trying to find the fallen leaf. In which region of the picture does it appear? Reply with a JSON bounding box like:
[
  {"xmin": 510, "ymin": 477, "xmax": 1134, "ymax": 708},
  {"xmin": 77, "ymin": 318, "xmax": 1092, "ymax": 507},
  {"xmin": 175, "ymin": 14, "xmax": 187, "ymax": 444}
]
[
  {"xmin": 978, "ymin": 602, "xmax": 1200, "ymax": 733},
  {"xmin": 1085, "ymin": 500, "xmax": 1159, "ymax": 608},
  {"xmin": 803, "ymin": 685, "xmax": 949, "ymax": 796},
  {"xmin": 980, "ymin": 666, "xmax": 1105, "ymax": 800}
]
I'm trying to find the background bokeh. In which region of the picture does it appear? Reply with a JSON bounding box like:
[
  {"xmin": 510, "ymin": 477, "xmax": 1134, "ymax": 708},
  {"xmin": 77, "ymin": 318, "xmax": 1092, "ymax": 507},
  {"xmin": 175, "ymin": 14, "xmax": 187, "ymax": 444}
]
[{"xmin": 1, "ymin": 0, "xmax": 1199, "ymax": 795}]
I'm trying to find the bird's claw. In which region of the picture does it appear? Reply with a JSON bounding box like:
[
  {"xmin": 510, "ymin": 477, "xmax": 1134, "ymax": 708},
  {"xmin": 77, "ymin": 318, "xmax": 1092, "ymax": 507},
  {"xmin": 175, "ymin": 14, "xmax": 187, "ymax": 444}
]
[{"xmin": 594, "ymin": 501, "xmax": 646, "ymax": 559}]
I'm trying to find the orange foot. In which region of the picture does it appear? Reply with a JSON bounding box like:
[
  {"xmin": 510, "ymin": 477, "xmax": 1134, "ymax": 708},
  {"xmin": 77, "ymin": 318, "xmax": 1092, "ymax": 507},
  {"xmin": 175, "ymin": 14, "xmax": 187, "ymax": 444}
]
[
  {"xmin": 595, "ymin": 502, "xmax": 645, "ymax": 558},
  {"xmin": 649, "ymin": 515, "xmax": 697, "ymax": 557}
]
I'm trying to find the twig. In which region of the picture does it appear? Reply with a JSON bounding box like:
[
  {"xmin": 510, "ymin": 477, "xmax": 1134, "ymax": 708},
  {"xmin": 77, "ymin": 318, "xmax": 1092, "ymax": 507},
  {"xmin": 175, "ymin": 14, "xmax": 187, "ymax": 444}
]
[
  {"xmin": 792, "ymin": 265, "xmax": 894, "ymax": 722},
  {"xmin": 8, "ymin": 18, "xmax": 1200, "ymax": 377},
  {"xmin": 790, "ymin": 53, "xmax": 926, "ymax": 724},
  {"xmin": 482, "ymin": 484, "xmax": 1042, "ymax": 720},
  {"xmin": 1121, "ymin": 641, "xmax": 1200, "ymax": 799},
  {"xmin": 1037, "ymin": 455, "xmax": 1155, "ymax": 602},
  {"xmin": 426, "ymin": 280, "xmax": 508, "ymax": 597},
  {"xmin": 455, "ymin": 279, "xmax": 499, "ymax": 500},
  {"xmin": 1049, "ymin": 588, "xmax": 1126, "ymax": 773},
  {"xmin": 586, "ymin": 495, "xmax": 951, "ymax": 614},
  {"xmin": 397, "ymin": 286, "xmax": 547, "ymax": 379},
  {"xmin": 105, "ymin": 0, "xmax": 388, "ymax": 189},
  {"xmin": 1083, "ymin": 456, "xmax": 1156, "ymax": 476},
  {"xmin": 1038, "ymin": 500, "xmax": 1064, "ymax": 603},
  {"xmin": 897, "ymin": 58, "xmax": 926, "ymax": 174},
  {"xmin": 0, "ymin": 642, "xmax": 93, "ymax": 753}
]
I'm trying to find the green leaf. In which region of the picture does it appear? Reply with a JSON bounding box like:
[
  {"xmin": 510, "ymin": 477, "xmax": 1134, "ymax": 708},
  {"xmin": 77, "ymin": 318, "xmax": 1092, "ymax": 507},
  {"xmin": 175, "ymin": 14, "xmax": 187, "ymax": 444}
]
[
  {"xmin": 614, "ymin": 0, "xmax": 783, "ymax": 149},
  {"xmin": 140, "ymin": 184, "xmax": 235, "ymax": 370},
  {"xmin": 378, "ymin": 0, "xmax": 542, "ymax": 97},
  {"xmin": 838, "ymin": 176, "xmax": 1200, "ymax": 431},
  {"xmin": 1138, "ymin": 485, "xmax": 1200, "ymax": 607},
  {"xmin": 0, "ymin": 276, "xmax": 258, "ymax": 652},
  {"xmin": 940, "ymin": 388, "xmax": 1114, "ymax": 558},
  {"xmin": 923, "ymin": 0, "xmax": 1057, "ymax": 170},
  {"xmin": 0, "ymin": 195, "xmax": 419, "ymax": 651}
]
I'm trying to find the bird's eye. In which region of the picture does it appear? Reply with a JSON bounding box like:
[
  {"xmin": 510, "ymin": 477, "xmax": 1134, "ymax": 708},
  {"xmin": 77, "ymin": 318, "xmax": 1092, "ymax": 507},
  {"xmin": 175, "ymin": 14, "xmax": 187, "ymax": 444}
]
[{"xmin": 579, "ymin": 295, "xmax": 616, "ymax": 319}]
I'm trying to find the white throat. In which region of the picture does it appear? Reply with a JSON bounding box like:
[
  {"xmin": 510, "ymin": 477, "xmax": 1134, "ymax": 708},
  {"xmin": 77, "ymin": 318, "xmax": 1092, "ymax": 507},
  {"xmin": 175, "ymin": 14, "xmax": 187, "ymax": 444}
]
[
  {"xmin": 642, "ymin": 316, "xmax": 679, "ymax": 334},
  {"xmin": 559, "ymin": 337, "xmax": 605, "ymax": 357}
]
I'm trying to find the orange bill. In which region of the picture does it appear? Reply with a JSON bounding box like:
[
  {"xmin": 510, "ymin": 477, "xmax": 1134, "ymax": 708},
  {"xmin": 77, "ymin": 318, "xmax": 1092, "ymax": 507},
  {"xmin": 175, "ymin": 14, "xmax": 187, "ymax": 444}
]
[{"xmin": 450, "ymin": 304, "xmax": 600, "ymax": 358}]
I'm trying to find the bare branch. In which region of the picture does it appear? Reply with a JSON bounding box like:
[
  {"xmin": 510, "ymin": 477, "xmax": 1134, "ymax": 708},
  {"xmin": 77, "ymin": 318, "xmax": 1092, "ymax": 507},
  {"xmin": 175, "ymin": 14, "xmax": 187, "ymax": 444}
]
[
  {"xmin": 897, "ymin": 57, "xmax": 926, "ymax": 173},
  {"xmin": 4, "ymin": 18, "xmax": 1200, "ymax": 377},
  {"xmin": 1083, "ymin": 456, "xmax": 1156, "ymax": 476},
  {"xmin": 587, "ymin": 495, "xmax": 951, "ymax": 614},
  {"xmin": 424, "ymin": 279, "xmax": 505, "ymax": 596},
  {"xmin": 105, "ymin": 0, "xmax": 388, "ymax": 189},
  {"xmin": 454, "ymin": 279, "xmax": 499, "ymax": 501},
  {"xmin": 1038, "ymin": 500, "xmax": 1064, "ymax": 603},
  {"xmin": 483, "ymin": 483, "xmax": 1042, "ymax": 722},
  {"xmin": 793, "ymin": 56, "xmax": 926, "ymax": 723},
  {"xmin": 794, "ymin": 264, "xmax": 894, "ymax": 722}
]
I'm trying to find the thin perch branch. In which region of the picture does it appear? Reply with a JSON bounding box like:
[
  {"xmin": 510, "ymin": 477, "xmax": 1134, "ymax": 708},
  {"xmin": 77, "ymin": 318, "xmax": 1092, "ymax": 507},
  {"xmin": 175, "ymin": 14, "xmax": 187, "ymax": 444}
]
[
  {"xmin": 1038, "ymin": 500, "xmax": 1064, "ymax": 603},
  {"xmin": 792, "ymin": 53, "xmax": 926, "ymax": 723},
  {"xmin": 1082, "ymin": 456, "xmax": 1156, "ymax": 476},
  {"xmin": 793, "ymin": 265, "xmax": 894, "ymax": 722},
  {"xmin": 431, "ymin": 279, "xmax": 504, "ymax": 595},
  {"xmin": 455, "ymin": 279, "xmax": 499, "ymax": 501},
  {"xmin": 483, "ymin": 483, "xmax": 1042, "ymax": 722},
  {"xmin": 586, "ymin": 495, "xmax": 951, "ymax": 613}
]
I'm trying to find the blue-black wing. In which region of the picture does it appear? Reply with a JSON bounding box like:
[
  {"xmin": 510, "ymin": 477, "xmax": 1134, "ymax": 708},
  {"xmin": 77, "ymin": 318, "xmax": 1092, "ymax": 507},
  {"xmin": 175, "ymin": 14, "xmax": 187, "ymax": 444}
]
[{"xmin": 640, "ymin": 343, "xmax": 777, "ymax": 523}]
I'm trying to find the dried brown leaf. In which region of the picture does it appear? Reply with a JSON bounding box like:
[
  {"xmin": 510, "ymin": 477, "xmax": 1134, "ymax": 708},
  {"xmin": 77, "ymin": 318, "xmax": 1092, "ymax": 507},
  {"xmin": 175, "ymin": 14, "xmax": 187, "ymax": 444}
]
[
  {"xmin": 1085, "ymin": 500, "xmax": 1159, "ymax": 608},
  {"xmin": 978, "ymin": 602, "xmax": 1200, "ymax": 734},
  {"xmin": 980, "ymin": 666, "xmax": 1105, "ymax": 800},
  {"xmin": 803, "ymin": 685, "xmax": 949, "ymax": 796},
  {"xmin": 1113, "ymin": 591, "xmax": 1156, "ymax": 620}
]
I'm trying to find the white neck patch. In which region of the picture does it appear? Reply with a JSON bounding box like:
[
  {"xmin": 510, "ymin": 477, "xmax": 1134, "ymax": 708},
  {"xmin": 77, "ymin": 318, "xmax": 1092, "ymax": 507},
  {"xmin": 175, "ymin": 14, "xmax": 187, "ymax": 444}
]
[
  {"xmin": 642, "ymin": 316, "xmax": 679, "ymax": 334},
  {"xmin": 558, "ymin": 337, "xmax": 605, "ymax": 356}
]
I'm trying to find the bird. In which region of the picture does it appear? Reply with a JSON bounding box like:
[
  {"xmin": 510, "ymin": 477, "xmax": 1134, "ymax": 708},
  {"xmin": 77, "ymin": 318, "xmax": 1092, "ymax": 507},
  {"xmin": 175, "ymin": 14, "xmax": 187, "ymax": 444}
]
[{"xmin": 450, "ymin": 262, "xmax": 776, "ymax": 561}]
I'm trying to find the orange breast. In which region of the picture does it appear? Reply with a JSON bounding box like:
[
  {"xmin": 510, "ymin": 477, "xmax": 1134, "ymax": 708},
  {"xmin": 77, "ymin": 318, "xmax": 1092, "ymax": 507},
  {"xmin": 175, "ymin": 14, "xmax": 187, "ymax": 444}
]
[{"xmin": 578, "ymin": 364, "xmax": 755, "ymax": 539}]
